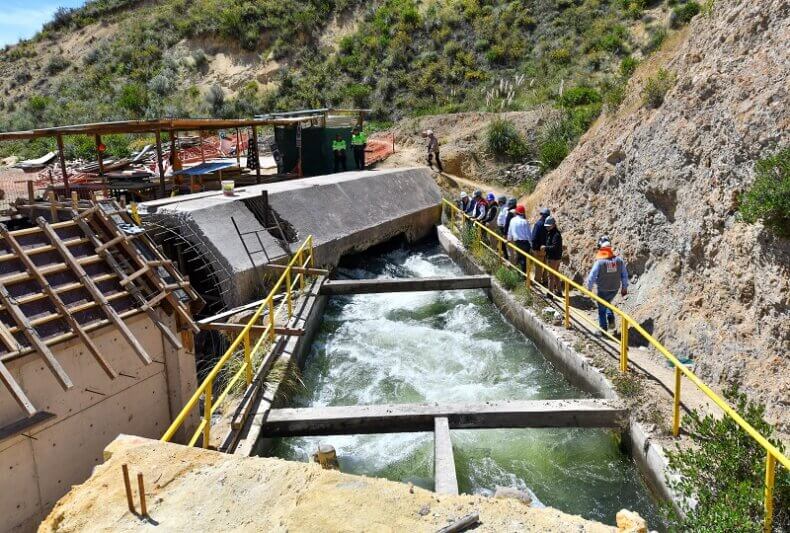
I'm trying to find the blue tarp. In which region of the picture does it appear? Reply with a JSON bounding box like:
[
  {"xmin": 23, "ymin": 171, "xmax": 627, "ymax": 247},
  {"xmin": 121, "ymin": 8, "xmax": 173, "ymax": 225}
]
[{"xmin": 175, "ymin": 162, "xmax": 236, "ymax": 176}]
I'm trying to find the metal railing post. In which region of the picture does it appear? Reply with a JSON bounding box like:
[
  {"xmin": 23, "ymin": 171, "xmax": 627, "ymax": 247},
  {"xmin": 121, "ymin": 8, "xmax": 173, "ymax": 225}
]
[
  {"xmin": 244, "ymin": 330, "xmax": 252, "ymax": 384},
  {"xmin": 673, "ymin": 366, "xmax": 682, "ymax": 437},
  {"xmin": 563, "ymin": 280, "xmax": 571, "ymax": 329},
  {"xmin": 297, "ymin": 249, "xmax": 305, "ymax": 291},
  {"xmin": 764, "ymin": 453, "xmax": 776, "ymax": 533},
  {"xmin": 620, "ymin": 322, "xmax": 629, "ymax": 371},
  {"xmin": 202, "ymin": 380, "xmax": 212, "ymax": 448},
  {"xmin": 268, "ymin": 297, "xmax": 276, "ymax": 341},
  {"xmin": 286, "ymin": 269, "xmax": 293, "ymax": 318}
]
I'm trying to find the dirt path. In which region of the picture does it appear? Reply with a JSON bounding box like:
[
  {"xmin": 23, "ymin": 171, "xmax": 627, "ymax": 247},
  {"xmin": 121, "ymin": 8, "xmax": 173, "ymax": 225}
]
[{"xmin": 437, "ymin": 171, "xmax": 510, "ymax": 198}]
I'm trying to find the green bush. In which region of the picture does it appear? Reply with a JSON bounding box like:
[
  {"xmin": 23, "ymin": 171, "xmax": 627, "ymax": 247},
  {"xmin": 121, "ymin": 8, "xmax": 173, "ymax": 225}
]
[
  {"xmin": 642, "ymin": 68, "xmax": 674, "ymax": 108},
  {"xmin": 620, "ymin": 56, "xmax": 639, "ymax": 77},
  {"xmin": 643, "ymin": 25, "xmax": 667, "ymax": 54},
  {"xmin": 739, "ymin": 148, "xmax": 790, "ymax": 237},
  {"xmin": 557, "ymin": 86, "xmax": 601, "ymax": 108},
  {"xmin": 495, "ymin": 266, "xmax": 522, "ymax": 290},
  {"xmin": 664, "ymin": 387, "xmax": 789, "ymax": 531},
  {"xmin": 538, "ymin": 136, "xmax": 569, "ymax": 171},
  {"xmin": 671, "ymin": 1, "xmax": 701, "ymax": 27},
  {"xmin": 486, "ymin": 118, "xmax": 531, "ymax": 161},
  {"xmin": 117, "ymin": 83, "xmax": 148, "ymax": 116}
]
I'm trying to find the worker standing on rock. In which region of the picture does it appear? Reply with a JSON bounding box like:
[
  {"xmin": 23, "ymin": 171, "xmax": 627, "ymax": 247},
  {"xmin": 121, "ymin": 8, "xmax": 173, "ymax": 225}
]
[
  {"xmin": 351, "ymin": 126, "xmax": 367, "ymax": 170},
  {"xmin": 585, "ymin": 237, "xmax": 629, "ymax": 335},
  {"xmin": 332, "ymin": 134, "xmax": 347, "ymax": 172},
  {"xmin": 425, "ymin": 130, "xmax": 443, "ymax": 172},
  {"xmin": 507, "ymin": 205, "xmax": 531, "ymax": 276},
  {"xmin": 531, "ymin": 208, "xmax": 551, "ymax": 287},
  {"xmin": 541, "ymin": 216, "xmax": 563, "ymax": 296}
]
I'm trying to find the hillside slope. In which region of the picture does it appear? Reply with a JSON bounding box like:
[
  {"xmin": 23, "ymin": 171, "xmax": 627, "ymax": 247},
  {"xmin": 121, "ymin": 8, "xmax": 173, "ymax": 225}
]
[{"xmin": 526, "ymin": 0, "xmax": 789, "ymax": 432}]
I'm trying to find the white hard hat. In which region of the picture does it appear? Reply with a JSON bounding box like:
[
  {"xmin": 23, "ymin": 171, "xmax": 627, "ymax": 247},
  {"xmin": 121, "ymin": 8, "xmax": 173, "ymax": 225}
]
[{"xmin": 426, "ymin": 129, "xmax": 434, "ymax": 135}]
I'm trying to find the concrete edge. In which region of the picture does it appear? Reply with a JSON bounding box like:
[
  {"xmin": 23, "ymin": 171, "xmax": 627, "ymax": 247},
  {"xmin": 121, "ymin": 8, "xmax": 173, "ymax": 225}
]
[{"xmin": 436, "ymin": 224, "xmax": 679, "ymax": 511}]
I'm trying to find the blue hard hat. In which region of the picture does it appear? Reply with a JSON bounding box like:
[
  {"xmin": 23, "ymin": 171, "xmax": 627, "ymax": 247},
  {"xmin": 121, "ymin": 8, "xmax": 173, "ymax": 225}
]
[{"xmin": 486, "ymin": 192, "xmax": 496, "ymax": 202}]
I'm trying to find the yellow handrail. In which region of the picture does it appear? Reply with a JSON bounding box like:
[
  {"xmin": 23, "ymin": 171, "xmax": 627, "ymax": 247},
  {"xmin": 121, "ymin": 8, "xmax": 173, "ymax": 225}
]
[
  {"xmin": 443, "ymin": 199, "xmax": 787, "ymax": 531},
  {"xmin": 161, "ymin": 235, "xmax": 315, "ymax": 447}
]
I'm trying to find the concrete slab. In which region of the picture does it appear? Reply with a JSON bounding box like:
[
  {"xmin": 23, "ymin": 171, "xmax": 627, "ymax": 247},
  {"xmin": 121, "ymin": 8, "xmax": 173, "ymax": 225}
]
[
  {"xmin": 141, "ymin": 168, "xmax": 442, "ymax": 307},
  {"xmin": 261, "ymin": 399, "xmax": 628, "ymax": 437},
  {"xmin": 319, "ymin": 275, "xmax": 491, "ymax": 295},
  {"xmin": 434, "ymin": 417, "xmax": 459, "ymax": 496}
]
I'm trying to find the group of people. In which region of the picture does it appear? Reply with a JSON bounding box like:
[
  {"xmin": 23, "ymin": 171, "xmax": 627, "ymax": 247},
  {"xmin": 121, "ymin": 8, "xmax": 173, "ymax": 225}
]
[
  {"xmin": 332, "ymin": 126, "xmax": 367, "ymax": 172},
  {"xmin": 457, "ymin": 190, "xmax": 629, "ymax": 335}
]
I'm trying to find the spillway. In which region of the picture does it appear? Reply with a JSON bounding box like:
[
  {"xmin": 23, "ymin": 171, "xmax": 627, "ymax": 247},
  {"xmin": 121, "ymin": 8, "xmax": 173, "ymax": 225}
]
[{"xmin": 268, "ymin": 239, "xmax": 662, "ymax": 526}]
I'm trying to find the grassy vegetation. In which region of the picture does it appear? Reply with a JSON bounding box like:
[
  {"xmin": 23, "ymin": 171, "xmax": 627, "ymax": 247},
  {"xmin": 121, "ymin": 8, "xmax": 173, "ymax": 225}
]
[
  {"xmin": 0, "ymin": 0, "xmax": 678, "ymax": 164},
  {"xmin": 664, "ymin": 387, "xmax": 789, "ymax": 531},
  {"xmin": 642, "ymin": 68, "xmax": 675, "ymax": 109},
  {"xmin": 739, "ymin": 148, "xmax": 790, "ymax": 237}
]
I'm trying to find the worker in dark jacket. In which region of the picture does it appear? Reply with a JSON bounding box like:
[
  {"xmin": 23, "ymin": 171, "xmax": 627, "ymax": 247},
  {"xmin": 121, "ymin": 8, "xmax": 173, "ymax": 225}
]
[
  {"xmin": 332, "ymin": 134, "xmax": 347, "ymax": 172},
  {"xmin": 351, "ymin": 126, "xmax": 367, "ymax": 170},
  {"xmin": 540, "ymin": 216, "xmax": 563, "ymax": 296},
  {"xmin": 503, "ymin": 198, "xmax": 518, "ymax": 261},
  {"xmin": 531, "ymin": 207, "xmax": 550, "ymax": 286},
  {"xmin": 483, "ymin": 193, "xmax": 499, "ymax": 245}
]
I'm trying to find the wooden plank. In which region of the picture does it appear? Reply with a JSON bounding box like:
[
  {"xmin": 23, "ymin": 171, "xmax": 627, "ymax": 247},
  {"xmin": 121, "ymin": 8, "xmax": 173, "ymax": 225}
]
[
  {"xmin": 0, "ymin": 224, "xmax": 118, "ymax": 380},
  {"xmin": 199, "ymin": 322, "xmax": 304, "ymax": 336},
  {"xmin": 434, "ymin": 417, "xmax": 459, "ymax": 495},
  {"xmin": 6, "ymin": 273, "xmax": 117, "ymax": 307},
  {"xmin": 0, "ymin": 360, "xmax": 37, "ymax": 416},
  {"xmin": 70, "ymin": 209, "xmax": 182, "ymax": 350},
  {"xmin": 262, "ymin": 399, "xmax": 628, "ymax": 437},
  {"xmin": 0, "ymin": 254, "xmax": 103, "ymax": 285},
  {"xmin": 38, "ymin": 217, "xmax": 152, "ymax": 365},
  {"xmin": 319, "ymin": 276, "xmax": 491, "ymax": 295},
  {"xmin": 0, "ymin": 236, "xmax": 89, "ymax": 263},
  {"xmin": 0, "ymin": 280, "xmax": 73, "ymax": 390},
  {"xmin": 262, "ymin": 264, "xmax": 329, "ymax": 276}
]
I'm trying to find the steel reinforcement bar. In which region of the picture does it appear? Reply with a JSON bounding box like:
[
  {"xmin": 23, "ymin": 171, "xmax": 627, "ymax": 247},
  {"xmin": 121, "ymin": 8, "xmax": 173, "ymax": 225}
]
[
  {"xmin": 161, "ymin": 236, "xmax": 314, "ymax": 448},
  {"xmin": 443, "ymin": 198, "xmax": 787, "ymax": 532}
]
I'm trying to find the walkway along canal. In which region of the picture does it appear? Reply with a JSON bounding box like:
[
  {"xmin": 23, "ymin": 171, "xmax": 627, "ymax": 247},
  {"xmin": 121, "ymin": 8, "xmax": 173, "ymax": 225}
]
[{"xmin": 267, "ymin": 239, "xmax": 663, "ymax": 526}]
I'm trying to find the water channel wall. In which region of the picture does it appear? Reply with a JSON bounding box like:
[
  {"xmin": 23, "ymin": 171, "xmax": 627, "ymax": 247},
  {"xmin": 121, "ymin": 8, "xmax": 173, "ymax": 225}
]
[
  {"xmin": 139, "ymin": 168, "xmax": 442, "ymax": 308},
  {"xmin": 436, "ymin": 225, "xmax": 678, "ymax": 510}
]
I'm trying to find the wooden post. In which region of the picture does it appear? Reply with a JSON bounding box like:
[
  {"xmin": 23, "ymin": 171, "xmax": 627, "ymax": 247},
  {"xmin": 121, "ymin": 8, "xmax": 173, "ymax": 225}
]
[
  {"xmin": 235, "ymin": 127, "xmax": 241, "ymax": 168},
  {"xmin": 200, "ymin": 131, "xmax": 206, "ymax": 163},
  {"xmin": 154, "ymin": 130, "xmax": 166, "ymax": 198},
  {"xmin": 56, "ymin": 134, "xmax": 70, "ymax": 194},
  {"xmin": 251, "ymin": 126, "xmax": 261, "ymax": 184},
  {"xmin": 169, "ymin": 131, "xmax": 176, "ymax": 165},
  {"xmin": 95, "ymin": 134, "xmax": 105, "ymax": 176},
  {"xmin": 48, "ymin": 190, "xmax": 58, "ymax": 223},
  {"xmin": 137, "ymin": 472, "xmax": 147, "ymax": 517},
  {"xmin": 122, "ymin": 465, "xmax": 135, "ymax": 514}
]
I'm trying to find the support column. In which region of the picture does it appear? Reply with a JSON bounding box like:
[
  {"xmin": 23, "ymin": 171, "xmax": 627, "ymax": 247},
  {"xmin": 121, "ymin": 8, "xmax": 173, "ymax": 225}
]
[
  {"xmin": 251, "ymin": 126, "xmax": 261, "ymax": 184},
  {"xmin": 434, "ymin": 416, "xmax": 459, "ymax": 495},
  {"xmin": 56, "ymin": 134, "xmax": 70, "ymax": 194},
  {"xmin": 155, "ymin": 130, "xmax": 166, "ymax": 197},
  {"xmin": 95, "ymin": 134, "xmax": 105, "ymax": 176}
]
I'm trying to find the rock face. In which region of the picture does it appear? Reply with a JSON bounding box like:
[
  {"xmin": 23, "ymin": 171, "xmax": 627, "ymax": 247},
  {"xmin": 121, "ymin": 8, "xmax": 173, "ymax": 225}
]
[{"xmin": 527, "ymin": 0, "xmax": 789, "ymax": 434}]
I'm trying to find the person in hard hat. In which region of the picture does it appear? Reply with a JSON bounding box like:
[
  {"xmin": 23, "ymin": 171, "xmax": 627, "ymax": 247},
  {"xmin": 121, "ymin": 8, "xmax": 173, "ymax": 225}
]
[
  {"xmin": 425, "ymin": 130, "xmax": 443, "ymax": 172},
  {"xmin": 482, "ymin": 193, "xmax": 500, "ymax": 245},
  {"xmin": 495, "ymin": 195, "xmax": 508, "ymax": 254},
  {"xmin": 507, "ymin": 205, "xmax": 532, "ymax": 276},
  {"xmin": 531, "ymin": 207, "xmax": 551, "ymax": 287},
  {"xmin": 332, "ymin": 133, "xmax": 347, "ymax": 172},
  {"xmin": 585, "ymin": 237, "xmax": 629, "ymax": 335},
  {"xmin": 540, "ymin": 216, "xmax": 563, "ymax": 296},
  {"xmin": 503, "ymin": 198, "xmax": 518, "ymax": 262},
  {"xmin": 457, "ymin": 191, "xmax": 470, "ymax": 212},
  {"xmin": 474, "ymin": 191, "xmax": 489, "ymax": 222},
  {"xmin": 351, "ymin": 126, "xmax": 367, "ymax": 170}
]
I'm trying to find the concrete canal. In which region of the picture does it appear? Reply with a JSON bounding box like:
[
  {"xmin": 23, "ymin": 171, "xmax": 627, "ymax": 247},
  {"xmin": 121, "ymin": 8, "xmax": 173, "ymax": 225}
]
[{"xmin": 269, "ymin": 239, "xmax": 662, "ymax": 526}]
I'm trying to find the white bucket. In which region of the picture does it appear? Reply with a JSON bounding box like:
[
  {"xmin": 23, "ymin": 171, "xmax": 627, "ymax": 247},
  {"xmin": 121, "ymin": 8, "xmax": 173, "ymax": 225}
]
[{"xmin": 221, "ymin": 180, "xmax": 235, "ymax": 196}]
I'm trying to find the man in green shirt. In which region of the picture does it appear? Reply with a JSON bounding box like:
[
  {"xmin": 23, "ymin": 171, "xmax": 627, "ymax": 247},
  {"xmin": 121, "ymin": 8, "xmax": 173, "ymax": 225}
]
[
  {"xmin": 351, "ymin": 126, "xmax": 367, "ymax": 170},
  {"xmin": 332, "ymin": 133, "xmax": 347, "ymax": 172}
]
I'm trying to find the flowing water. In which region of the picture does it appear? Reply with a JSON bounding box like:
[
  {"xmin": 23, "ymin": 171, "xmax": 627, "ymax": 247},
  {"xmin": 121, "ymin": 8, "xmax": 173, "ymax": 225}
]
[{"xmin": 269, "ymin": 240, "xmax": 662, "ymax": 527}]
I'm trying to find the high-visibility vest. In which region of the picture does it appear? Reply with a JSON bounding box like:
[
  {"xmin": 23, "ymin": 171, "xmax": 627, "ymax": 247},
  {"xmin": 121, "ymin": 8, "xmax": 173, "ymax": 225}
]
[
  {"xmin": 332, "ymin": 139, "xmax": 347, "ymax": 151},
  {"xmin": 351, "ymin": 132, "xmax": 367, "ymax": 146}
]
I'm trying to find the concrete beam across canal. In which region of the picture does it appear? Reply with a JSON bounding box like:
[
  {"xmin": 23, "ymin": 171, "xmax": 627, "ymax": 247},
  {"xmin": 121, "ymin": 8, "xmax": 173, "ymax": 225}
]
[
  {"xmin": 319, "ymin": 275, "xmax": 491, "ymax": 295},
  {"xmin": 261, "ymin": 399, "xmax": 628, "ymax": 437}
]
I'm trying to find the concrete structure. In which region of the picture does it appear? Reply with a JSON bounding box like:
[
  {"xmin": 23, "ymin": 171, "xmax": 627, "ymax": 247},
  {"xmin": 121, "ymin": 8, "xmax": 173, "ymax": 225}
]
[
  {"xmin": 139, "ymin": 168, "xmax": 442, "ymax": 307},
  {"xmin": 434, "ymin": 417, "xmax": 459, "ymax": 495},
  {"xmin": 319, "ymin": 275, "xmax": 491, "ymax": 295},
  {"xmin": 261, "ymin": 399, "xmax": 628, "ymax": 437},
  {"xmin": 0, "ymin": 312, "xmax": 198, "ymax": 532}
]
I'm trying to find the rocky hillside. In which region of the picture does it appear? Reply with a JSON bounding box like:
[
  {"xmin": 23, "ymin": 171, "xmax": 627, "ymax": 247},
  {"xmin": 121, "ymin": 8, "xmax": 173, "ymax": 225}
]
[
  {"xmin": 1, "ymin": 0, "xmax": 683, "ymax": 160},
  {"xmin": 526, "ymin": 0, "xmax": 789, "ymax": 434}
]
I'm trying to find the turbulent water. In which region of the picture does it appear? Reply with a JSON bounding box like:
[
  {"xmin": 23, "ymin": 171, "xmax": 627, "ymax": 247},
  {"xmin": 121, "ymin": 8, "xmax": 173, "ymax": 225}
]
[{"xmin": 269, "ymin": 240, "xmax": 662, "ymax": 526}]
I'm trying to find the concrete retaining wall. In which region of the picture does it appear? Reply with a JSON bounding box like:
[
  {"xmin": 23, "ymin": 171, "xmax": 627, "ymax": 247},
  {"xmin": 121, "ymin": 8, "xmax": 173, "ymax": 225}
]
[
  {"xmin": 140, "ymin": 168, "xmax": 442, "ymax": 308},
  {"xmin": 0, "ymin": 313, "xmax": 197, "ymax": 532},
  {"xmin": 436, "ymin": 225, "xmax": 678, "ymax": 510}
]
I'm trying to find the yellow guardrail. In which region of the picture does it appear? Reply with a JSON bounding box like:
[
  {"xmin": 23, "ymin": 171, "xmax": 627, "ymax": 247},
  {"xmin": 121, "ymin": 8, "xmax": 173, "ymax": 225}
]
[
  {"xmin": 161, "ymin": 235, "xmax": 315, "ymax": 448},
  {"xmin": 443, "ymin": 199, "xmax": 787, "ymax": 531}
]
